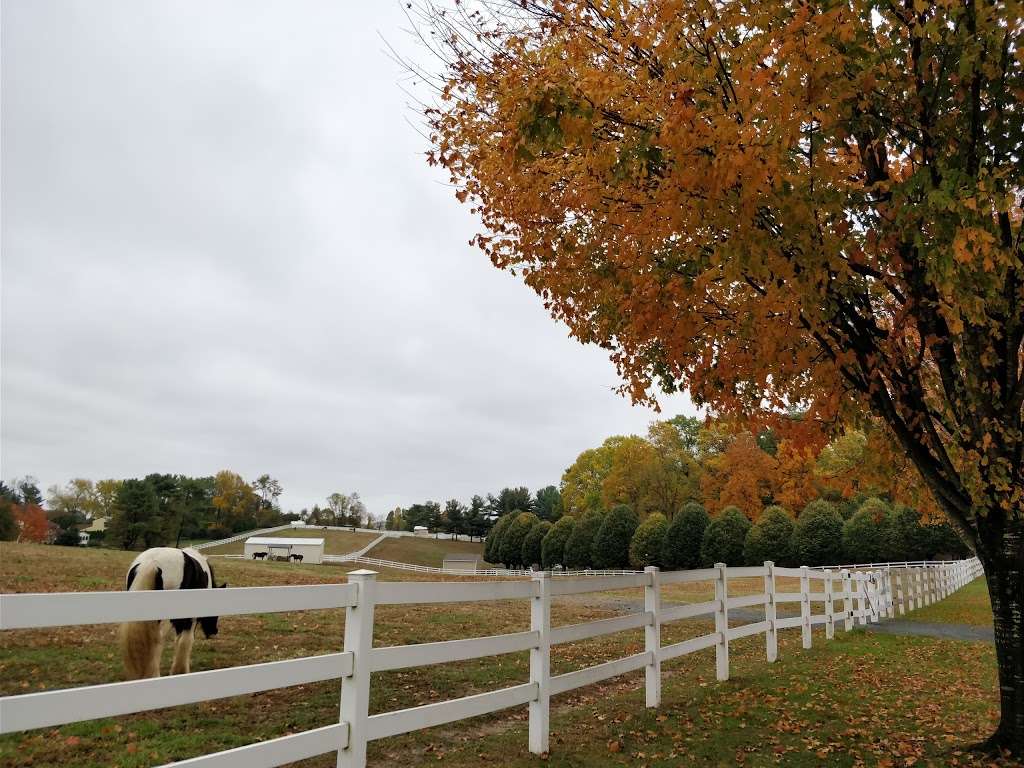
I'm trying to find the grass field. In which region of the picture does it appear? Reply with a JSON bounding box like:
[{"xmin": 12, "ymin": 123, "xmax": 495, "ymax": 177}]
[
  {"xmin": 367, "ymin": 535, "xmax": 487, "ymax": 567},
  {"xmin": 904, "ymin": 578, "xmax": 994, "ymax": 627},
  {"xmin": 200, "ymin": 528, "xmax": 380, "ymax": 556},
  {"xmin": 0, "ymin": 544, "xmax": 1010, "ymax": 767}
]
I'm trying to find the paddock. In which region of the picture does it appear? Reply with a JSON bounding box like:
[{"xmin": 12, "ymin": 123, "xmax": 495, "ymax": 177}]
[{"xmin": 243, "ymin": 536, "xmax": 325, "ymax": 564}]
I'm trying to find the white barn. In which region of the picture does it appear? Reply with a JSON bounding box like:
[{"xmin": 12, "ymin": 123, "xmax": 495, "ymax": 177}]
[{"xmin": 244, "ymin": 536, "xmax": 325, "ymax": 564}]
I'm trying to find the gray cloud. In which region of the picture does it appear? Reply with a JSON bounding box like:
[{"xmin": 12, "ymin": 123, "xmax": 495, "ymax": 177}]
[{"xmin": 1, "ymin": 0, "xmax": 696, "ymax": 514}]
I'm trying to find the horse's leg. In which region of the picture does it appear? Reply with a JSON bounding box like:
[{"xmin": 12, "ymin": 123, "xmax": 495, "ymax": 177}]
[
  {"xmin": 170, "ymin": 621, "xmax": 195, "ymax": 675},
  {"xmin": 147, "ymin": 621, "xmax": 168, "ymax": 678}
]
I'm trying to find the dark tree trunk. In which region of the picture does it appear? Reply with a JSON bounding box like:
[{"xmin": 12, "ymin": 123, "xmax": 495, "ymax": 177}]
[{"xmin": 979, "ymin": 531, "xmax": 1024, "ymax": 755}]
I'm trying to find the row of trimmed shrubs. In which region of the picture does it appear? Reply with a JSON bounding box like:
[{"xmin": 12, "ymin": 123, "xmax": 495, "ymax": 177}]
[{"xmin": 484, "ymin": 498, "xmax": 967, "ymax": 570}]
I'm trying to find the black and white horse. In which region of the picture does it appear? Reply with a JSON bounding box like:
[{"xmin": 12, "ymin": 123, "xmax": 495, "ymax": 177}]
[{"xmin": 119, "ymin": 547, "xmax": 225, "ymax": 679}]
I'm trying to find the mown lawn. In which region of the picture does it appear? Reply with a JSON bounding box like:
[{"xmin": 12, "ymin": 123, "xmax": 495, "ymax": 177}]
[
  {"xmin": 200, "ymin": 527, "xmax": 381, "ymax": 556},
  {"xmin": 367, "ymin": 535, "xmax": 487, "ymax": 568},
  {"xmin": 902, "ymin": 577, "xmax": 994, "ymax": 627},
  {"xmin": 0, "ymin": 544, "xmax": 1011, "ymax": 767}
]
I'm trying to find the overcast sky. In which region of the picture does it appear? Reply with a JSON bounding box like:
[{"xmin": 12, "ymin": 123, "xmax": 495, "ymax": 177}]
[{"xmin": 1, "ymin": 1, "xmax": 696, "ymax": 515}]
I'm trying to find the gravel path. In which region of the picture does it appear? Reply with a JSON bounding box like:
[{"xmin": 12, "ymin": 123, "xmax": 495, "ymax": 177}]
[{"xmin": 864, "ymin": 619, "xmax": 994, "ymax": 643}]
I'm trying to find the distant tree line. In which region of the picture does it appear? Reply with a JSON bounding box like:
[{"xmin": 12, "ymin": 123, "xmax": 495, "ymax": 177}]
[
  {"xmin": 485, "ymin": 496, "xmax": 969, "ymax": 571},
  {"xmin": 385, "ymin": 485, "xmax": 563, "ymax": 541},
  {"xmin": 0, "ymin": 472, "xmax": 377, "ymax": 551}
]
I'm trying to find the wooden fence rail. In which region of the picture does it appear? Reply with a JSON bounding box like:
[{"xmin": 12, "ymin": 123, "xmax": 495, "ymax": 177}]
[{"xmin": 0, "ymin": 557, "xmax": 983, "ymax": 767}]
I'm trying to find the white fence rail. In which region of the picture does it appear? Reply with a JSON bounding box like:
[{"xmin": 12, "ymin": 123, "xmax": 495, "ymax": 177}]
[{"xmin": 0, "ymin": 557, "xmax": 983, "ymax": 767}]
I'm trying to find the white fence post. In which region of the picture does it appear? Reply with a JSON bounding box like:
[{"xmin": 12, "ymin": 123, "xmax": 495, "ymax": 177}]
[
  {"xmin": 824, "ymin": 569, "xmax": 835, "ymax": 640},
  {"xmin": 842, "ymin": 569, "xmax": 853, "ymax": 631},
  {"xmin": 765, "ymin": 561, "xmax": 778, "ymax": 662},
  {"xmin": 856, "ymin": 574, "xmax": 868, "ymax": 625},
  {"xmin": 870, "ymin": 571, "xmax": 881, "ymax": 622},
  {"xmin": 644, "ymin": 566, "xmax": 661, "ymax": 708},
  {"xmin": 896, "ymin": 569, "xmax": 906, "ymax": 615},
  {"xmin": 714, "ymin": 563, "xmax": 729, "ymax": 681},
  {"xmin": 529, "ymin": 571, "xmax": 551, "ymax": 755},
  {"xmin": 338, "ymin": 570, "xmax": 377, "ymax": 768},
  {"xmin": 800, "ymin": 565, "xmax": 812, "ymax": 649}
]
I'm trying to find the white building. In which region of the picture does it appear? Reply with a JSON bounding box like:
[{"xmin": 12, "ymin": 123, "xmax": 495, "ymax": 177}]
[{"xmin": 244, "ymin": 536, "xmax": 325, "ymax": 564}]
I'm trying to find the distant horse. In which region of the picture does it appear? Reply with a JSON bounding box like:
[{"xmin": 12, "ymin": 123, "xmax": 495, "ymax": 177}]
[
  {"xmin": 289, "ymin": 553, "xmax": 303, "ymax": 563},
  {"xmin": 119, "ymin": 547, "xmax": 226, "ymax": 679},
  {"xmin": 252, "ymin": 551, "xmax": 268, "ymax": 560}
]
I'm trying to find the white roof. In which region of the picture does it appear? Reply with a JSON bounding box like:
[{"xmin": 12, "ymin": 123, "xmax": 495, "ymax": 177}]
[{"xmin": 246, "ymin": 537, "xmax": 325, "ymax": 547}]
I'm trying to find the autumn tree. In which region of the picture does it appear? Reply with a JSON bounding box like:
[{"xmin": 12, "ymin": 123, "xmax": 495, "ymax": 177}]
[
  {"xmin": 700, "ymin": 432, "xmax": 778, "ymax": 519},
  {"xmin": 14, "ymin": 503, "xmax": 49, "ymax": 543},
  {"xmin": 212, "ymin": 471, "xmax": 260, "ymax": 533},
  {"xmin": 423, "ymin": 0, "xmax": 1023, "ymax": 748},
  {"xmin": 560, "ymin": 438, "xmax": 621, "ymax": 514},
  {"xmin": 773, "ymin": 441, "xmax": 822, "ymax": 514}
]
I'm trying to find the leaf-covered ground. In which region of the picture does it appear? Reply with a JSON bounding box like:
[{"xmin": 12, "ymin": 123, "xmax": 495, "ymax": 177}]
[{"xmin": 0, "ymin": 544, "xmax": 1011, "ymax": 767}]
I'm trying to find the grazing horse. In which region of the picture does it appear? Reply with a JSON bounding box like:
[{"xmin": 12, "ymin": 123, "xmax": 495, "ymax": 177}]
[
  {"xmin": 289, "ymin": 553, "xmax": 303, "ymax": 563},
  {"xmin": 252, "ymin": 551, "xmax": 268, "ymax": 560},
  {"xmin": 119, "ymin": 547, "xmax": 225, "ymax": 679}
]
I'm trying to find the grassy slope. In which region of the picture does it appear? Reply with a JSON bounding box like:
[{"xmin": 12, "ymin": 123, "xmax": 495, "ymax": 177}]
[
  {"xmin": 368, "ymin": 535, "xmax": 487, "ymax": 568},
  {"xmin": 0, "ymin": 544, "xmax": 1009, "ymax": 767},
  {"xmin": 200, "ymin": 528, "xmax": 380, "ymax": 556},
  {"xmin": 903, "ymin": 577, "xmax": 994, "ymax": 627}
]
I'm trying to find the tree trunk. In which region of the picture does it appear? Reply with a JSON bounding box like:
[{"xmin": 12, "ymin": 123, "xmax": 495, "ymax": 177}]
[{"xmin": 980, "ymin": 532, "xmax": 1024, "ymax": 754}]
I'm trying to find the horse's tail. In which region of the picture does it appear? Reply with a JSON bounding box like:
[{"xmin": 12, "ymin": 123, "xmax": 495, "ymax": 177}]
[{"xmin": 120, "ymin": 562, "xmax": 163, "ymax": 679}]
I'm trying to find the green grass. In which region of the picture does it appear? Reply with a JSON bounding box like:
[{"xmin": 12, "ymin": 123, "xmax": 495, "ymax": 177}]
[
  {"xmin": 368, "ymin": 535, "xmax": 487, "ymax": 568},
  {"xmin": 903, "ymin": 577, "xmax": 994, "ymax": 627},
  {"xmin": 200, "ymin": 527, "xmax": 380, "ymax": 556},
  {"xmin": 0, "ymin": 543, "xmax": 1010, "ymax": 767}
]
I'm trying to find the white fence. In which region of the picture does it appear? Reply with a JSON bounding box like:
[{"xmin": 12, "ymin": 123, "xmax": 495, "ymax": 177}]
[{"xmin": 0, "ymin": 557, "xmax": 983, "ymax": 767}]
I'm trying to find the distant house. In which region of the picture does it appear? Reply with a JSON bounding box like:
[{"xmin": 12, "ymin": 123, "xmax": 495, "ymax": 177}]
[
  {"xmin": 78, "ymin": 531, "xmax": 90, "ymax": 546},
  {"xmin": 442, "ymin": 555, "xmax": 481, "ymax": 571},
  {"xmin": 413, "ymin": 526, "xmax": 430, "ymax": 537},
  {"xmin": 84, "ymin": 517, "xmax": 108, "ymax": 533}
]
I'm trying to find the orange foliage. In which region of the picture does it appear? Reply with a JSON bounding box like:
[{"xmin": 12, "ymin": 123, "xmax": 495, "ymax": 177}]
[
  {"xmin": 700, "ymin": 433, "xmax": 777, "ymax": 520},
  {"xmin": 773, "ymin": 441, "xmax": 820, "ymax": 514},
  {"xmin": 15, "ymin": 504, "xmax": 50, "ymax": 543},
  {"xmin": 425, "ymin": 0, "xmax": 1023, "ymax": 554}
]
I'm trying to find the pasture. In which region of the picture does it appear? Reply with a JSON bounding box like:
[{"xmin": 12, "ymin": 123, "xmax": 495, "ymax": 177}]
[
  {"xmin": 361, "ymin": 535, "xmax": 487, "ymax": 568},
  {"xmin": 0, "ymin": 543, "xmax": 1008, "ymax": 767}
]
